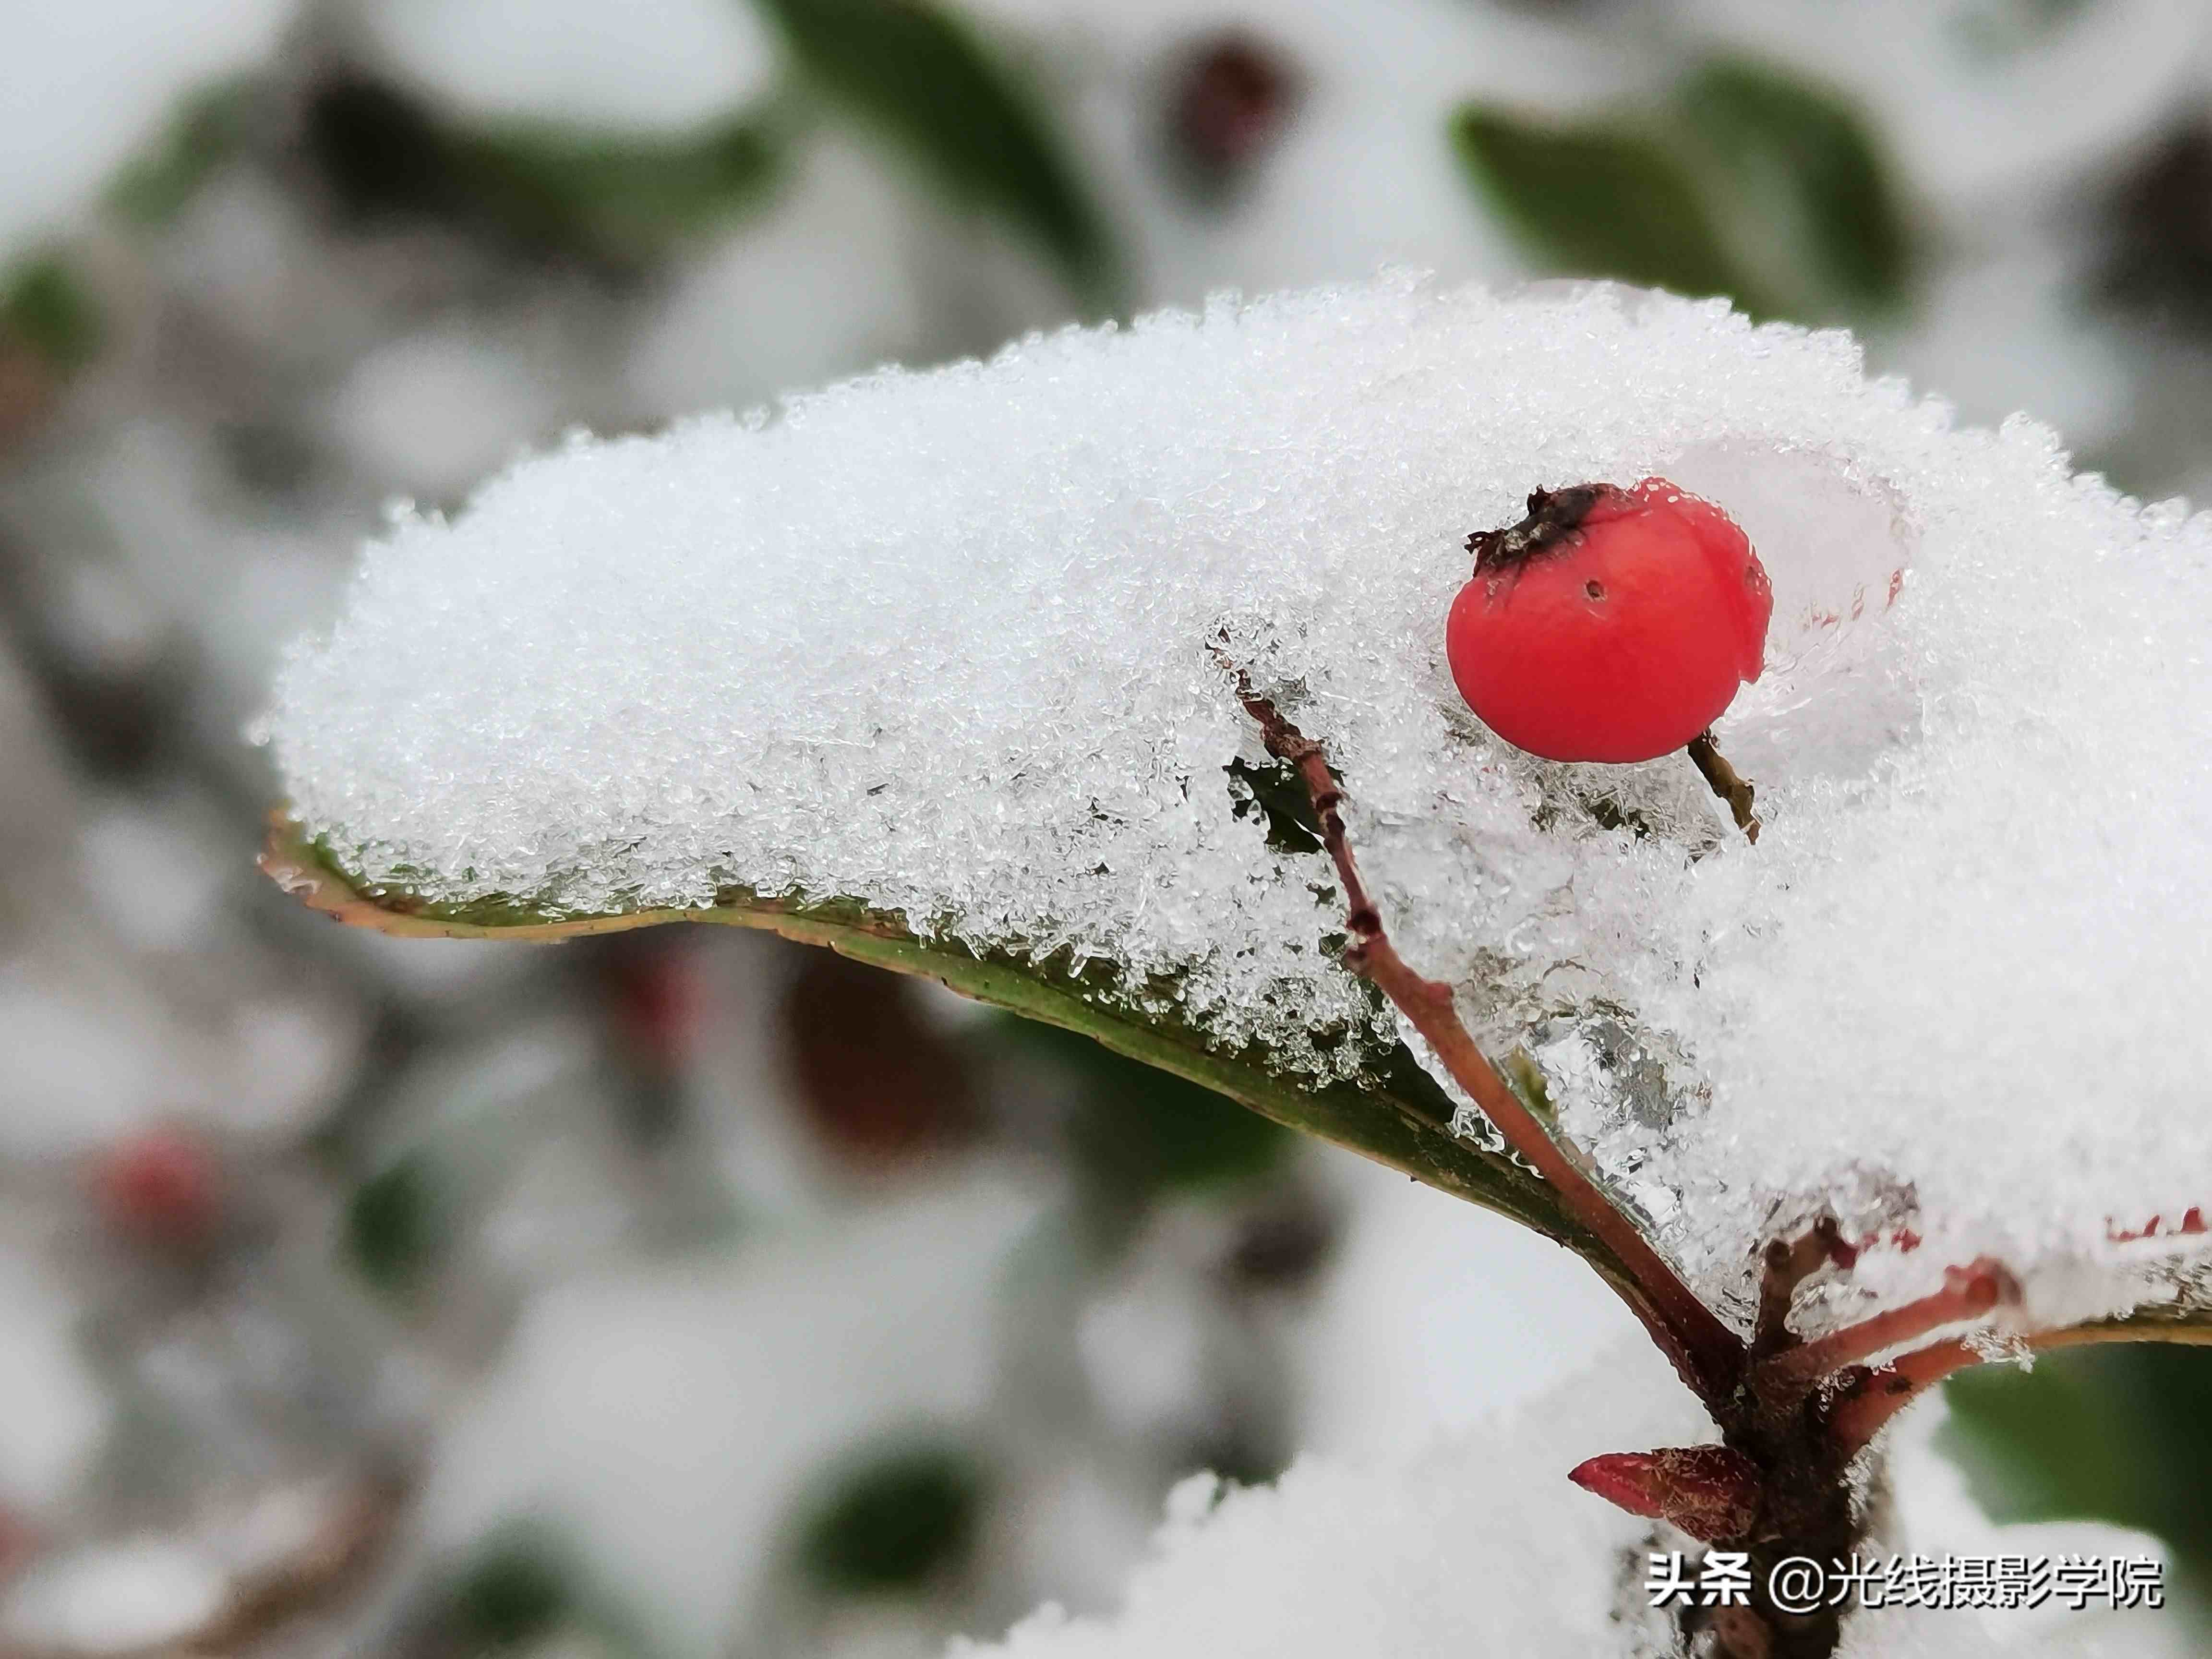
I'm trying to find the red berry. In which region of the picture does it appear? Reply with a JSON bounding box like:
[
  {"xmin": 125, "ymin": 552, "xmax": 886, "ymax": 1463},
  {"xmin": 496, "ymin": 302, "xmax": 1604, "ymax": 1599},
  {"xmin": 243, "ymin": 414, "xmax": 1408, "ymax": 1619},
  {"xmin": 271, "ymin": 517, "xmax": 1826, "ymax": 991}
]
[
  {"xmin": 94, "ymin": 1127, "xmax": 221, "ymax": 1247},
  {"xmin": 1446, "ymin": 479, "xmax": 1772, "ymax": 763}
]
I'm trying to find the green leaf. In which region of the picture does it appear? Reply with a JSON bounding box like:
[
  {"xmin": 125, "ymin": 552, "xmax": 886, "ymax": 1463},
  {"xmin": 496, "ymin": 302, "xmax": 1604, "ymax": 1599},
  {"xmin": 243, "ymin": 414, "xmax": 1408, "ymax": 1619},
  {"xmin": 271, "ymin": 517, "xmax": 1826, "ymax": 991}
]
[
  {"xmin": 264, "ymin": 815, "xmax": 1579, "ymax": 1254},
  {"xmin": 461, "ymin": 116, "xmax": 780, "ymax": 257},
  {"xmin": 302, "ymin": 74, "xmax": 778, "ymax": 268},
  {"xmin": 990, "ymin": 1012, "xmax": 1292, "ymax": 1195},
  {"xmin": 1940, "ymin": 1345, "xmax": 2212, "ymax": 1587},
  {"xmin": 751, "ymin": 0, "xmax": 1114, "ymax": 296},
  {"xmin": 1, "ymin": 253, "xmax": 102, "ymax": 373},
  {"xmin": 1676, "ymin": 56, "xmax": 1911, "ymax": 314},
  {"xmin": 447, "ymin": 1522, "xmax": 574, "ymax": 1648},
  {"xmin": 106, "ymin": 79, "xmax": 255, "ymax": 228},
  {"xmin": 264, "ymin": 818, "xmax": 2212, "ymax": 1353},
  {"xmin": 344, "ymin": 1149, "xmax": 447, "ymax": 1295},
  {"xmin": 1450, "ymin": 107, "xmax": 1756, "ymax": 310},
  {"xmin": 796, "ymin": 1440, "xmax": 985, "ymax": 1592}
]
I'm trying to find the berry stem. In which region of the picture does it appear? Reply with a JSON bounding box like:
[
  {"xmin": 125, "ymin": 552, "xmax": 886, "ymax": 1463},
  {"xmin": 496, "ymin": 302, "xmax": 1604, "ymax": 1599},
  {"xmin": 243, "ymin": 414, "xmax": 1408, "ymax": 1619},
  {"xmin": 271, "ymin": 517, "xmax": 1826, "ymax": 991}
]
[
  {"xmin": 1687, "ymin": 731, "xmax": 1760, "ymax": 842},
  {"xmin": 1219, "ymin": 656, "xmax": 1745, "ymax": 1405}
]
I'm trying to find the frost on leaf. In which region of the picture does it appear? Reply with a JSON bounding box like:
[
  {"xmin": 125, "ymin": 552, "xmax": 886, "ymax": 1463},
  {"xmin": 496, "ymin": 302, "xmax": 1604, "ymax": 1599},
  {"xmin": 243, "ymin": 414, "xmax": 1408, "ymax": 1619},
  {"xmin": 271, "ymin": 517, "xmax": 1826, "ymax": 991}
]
[{"xmin": 264, "ymin": 275, "xmax": 2212, "ymax": 1333}]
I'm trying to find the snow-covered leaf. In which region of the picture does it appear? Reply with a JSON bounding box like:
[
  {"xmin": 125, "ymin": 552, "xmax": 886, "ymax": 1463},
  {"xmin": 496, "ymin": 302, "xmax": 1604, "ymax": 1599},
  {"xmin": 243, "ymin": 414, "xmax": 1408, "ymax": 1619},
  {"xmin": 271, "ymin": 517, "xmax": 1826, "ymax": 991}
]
[{"xmin": 263, "ymin": 276, "xmax": 2212, "ymax": 1337}]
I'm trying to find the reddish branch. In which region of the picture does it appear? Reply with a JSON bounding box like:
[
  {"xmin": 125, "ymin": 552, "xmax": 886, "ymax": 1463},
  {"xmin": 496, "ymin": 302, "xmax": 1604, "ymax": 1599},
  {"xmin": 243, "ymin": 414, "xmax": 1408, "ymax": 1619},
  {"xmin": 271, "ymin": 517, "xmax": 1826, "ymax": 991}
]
[
  {"xmin": 1823, "ymin": 1338, "xmax": 1991, "ymax": 1456},
  {"xmin": 1220, "ymin": 660, "xmax": 1743, "ymax": 1403},
  {"xmin": 1216, "ymin": 657, "xmax": 2204, "ymax": 1658},
  {"xmin": 1754, "ymin": 1259, "xmax": 2016, "ymax": 1401},
  {"xmin": 1753, "ymin": 1219, "xmax": 1855, "ymax": 1359}
]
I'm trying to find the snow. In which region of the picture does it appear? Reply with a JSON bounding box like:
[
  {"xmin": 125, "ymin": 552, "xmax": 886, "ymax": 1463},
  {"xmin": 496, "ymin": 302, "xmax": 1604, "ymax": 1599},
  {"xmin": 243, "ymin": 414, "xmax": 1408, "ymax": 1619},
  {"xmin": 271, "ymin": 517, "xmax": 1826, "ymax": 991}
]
[
  {"xmin": 419, "ymin": 1176, "xmax": 1041, "ymax": 1659},
  {"xmin": 1293, "ymin": 1159, "xmax": 1635, "ymax": 1457},
  {"xmin": 361, "ymin": 0, "xmax": 776, "ymax": 136},
  {"xmin": 0, "ymin": 1251, "xmax": 110, "ymax": 1513},
  {"xmin": 956, "ymin": 1345, "xmax": 1695, "ymax": 1659},
  {"xmin": 625, "ymin": 139, "xmax": 930, "ymax": 420},
  {"xmin": 0, "ymin": 968, "xmax": 168, "ymax": 1150},
  {"xmin": 325, "ymin": 329, "xmax": 569, "ymax": 503},
  {"xmin": 268, "ymin": 274, "xmax": 2212, "ymax": 1329},
  {"xmin": 952, "ymin": 1346, "xmax": 2191, "ymax": 1659},
  {"xmin": 1884, "ymin": 1398, "xmax": 2181, "ymax": 1655},
  {"xmin": 0, "ymin": 0, "xmax": 294, "ymax": 253},
  {"xmin": 0, "ymin": 1535, "xmax": 226, "ymax": 1654}
]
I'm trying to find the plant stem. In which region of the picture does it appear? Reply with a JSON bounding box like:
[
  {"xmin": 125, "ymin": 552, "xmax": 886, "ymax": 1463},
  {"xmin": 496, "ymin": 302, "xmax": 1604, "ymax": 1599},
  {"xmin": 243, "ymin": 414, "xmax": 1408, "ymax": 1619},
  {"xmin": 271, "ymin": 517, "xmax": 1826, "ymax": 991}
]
[
  {"xmin": 1823, "ymin": 1338, "xmax": 1990, "ymax": 1456},
  {"xmin": 1755, "ymin": 1261, "xmax": 2013, "ymax": 1402},
  {"xmin": 1220, "ymin": 659, "xmax": 1745, "ymax": 1404},
  {"xmin": 1688, "ymin": 730, "xmax": 1760, "ymax": 842},
  {"xmin": 1753, "ymin": 1219, "xmax": 1856, "ymax": 1360}
]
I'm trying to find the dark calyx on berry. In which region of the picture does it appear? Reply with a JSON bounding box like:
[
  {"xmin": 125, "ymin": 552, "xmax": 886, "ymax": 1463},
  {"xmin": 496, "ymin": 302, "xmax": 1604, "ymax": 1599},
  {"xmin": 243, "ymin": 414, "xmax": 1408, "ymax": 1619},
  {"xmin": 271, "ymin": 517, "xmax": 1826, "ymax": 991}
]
[{"xmin": 1465, "ymin": 485, "xmax": 1616, "ymax": 575}]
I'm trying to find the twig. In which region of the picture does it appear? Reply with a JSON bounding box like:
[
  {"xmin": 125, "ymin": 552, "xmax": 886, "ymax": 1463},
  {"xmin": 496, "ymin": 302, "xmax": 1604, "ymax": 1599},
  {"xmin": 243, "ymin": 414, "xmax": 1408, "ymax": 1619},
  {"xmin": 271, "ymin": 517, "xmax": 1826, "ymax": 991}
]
[
  {"xmin": 1822, "ymin": 1338, "xmax": 1990, "ymax": 1456},
  {"xmin": 1218, "ymin": 654, "xmax": 1744, "ymax": 1404},
  {"xmin": 1751, "ymin": 1217, "xmax": 1855, "ymax": 1359},
  {"xmin": 1754, "ymin": 1260, "xmax": 2014, "ymax": 1402},
  {"xmin": 1686, "ymin": 731, "xmax": 1759, "ymax": 842}
]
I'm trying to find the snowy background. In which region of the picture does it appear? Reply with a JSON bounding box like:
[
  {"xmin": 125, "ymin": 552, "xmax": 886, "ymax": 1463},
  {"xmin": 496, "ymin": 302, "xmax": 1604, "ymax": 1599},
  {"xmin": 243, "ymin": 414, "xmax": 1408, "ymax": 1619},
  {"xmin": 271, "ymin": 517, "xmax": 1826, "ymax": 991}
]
[{"xmin": 3, "ymin": 0, "xmax": 2212, "ymax": 1654}]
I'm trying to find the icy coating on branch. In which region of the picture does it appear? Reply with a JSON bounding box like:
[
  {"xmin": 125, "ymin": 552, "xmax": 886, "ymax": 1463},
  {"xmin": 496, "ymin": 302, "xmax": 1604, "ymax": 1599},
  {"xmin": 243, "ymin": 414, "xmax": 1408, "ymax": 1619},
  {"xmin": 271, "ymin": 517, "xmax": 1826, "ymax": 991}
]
[{"xmin": 268, "ymin": 276, "xmax": 2212, "ymax": 1322}]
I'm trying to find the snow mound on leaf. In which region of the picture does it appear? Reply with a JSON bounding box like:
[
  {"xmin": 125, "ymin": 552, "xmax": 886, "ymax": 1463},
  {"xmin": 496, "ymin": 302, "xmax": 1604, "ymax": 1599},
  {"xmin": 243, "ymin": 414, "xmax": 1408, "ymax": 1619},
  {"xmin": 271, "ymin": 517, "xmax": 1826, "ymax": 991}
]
[
  {"xmin": 267, "ymin": 275, "xmax": 2212, "ymax": 1325},
  {"xmin": 952, "ymin": 1346, "xmax": 2187, "ymax": 1659}
]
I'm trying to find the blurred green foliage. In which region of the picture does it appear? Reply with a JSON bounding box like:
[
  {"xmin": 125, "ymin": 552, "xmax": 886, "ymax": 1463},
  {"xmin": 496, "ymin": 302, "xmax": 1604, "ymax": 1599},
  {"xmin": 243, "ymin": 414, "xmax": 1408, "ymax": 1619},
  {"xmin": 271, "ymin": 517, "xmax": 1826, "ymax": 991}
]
[
  {"xmin": 448, "ymin": 1523, "xmax": 575, "ymax": 1648},
  {"xmin": 1454, "ymin": 54, "xmax": 1911, "ymax": 325},
  {"xmin": 345, "ymin": 1148, "xmax": 448, "ymax": 1295},
  {"xmin": 757, "ymin": 0, "xmax": 1114, "ymax": 298},
  {"xmin": 465, "ymin": 118, "xmax": 780, "ymax": 256},
  {"xmin": 1676, "ymin": 57, "xmax": 1910, "ymax": 315},
  {"xmin": 1452, "ymin": 110, "xmax": 1752, "ymax": 310},
  {"xmin": 106, "ymin": 79, "xmax": 255, "ymax": 228},
  {"xmin": 304, "ymin": 74, "xmax": 779, "ymax": 269},
  {"xmin": 0, "ymin": 253, "xmax": 102, "ymax": 372},
  {"xmin": 1941, "ymin": 1345, "xmax": 2212, "ymax": 1592},
  {"xmin": 797, "ymin": 1441, "xmax": 986, "ymax": 1593},
  {"xmin": 997, "ymin": 1015, "xmax": 1292, "ymax": 1197}
]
